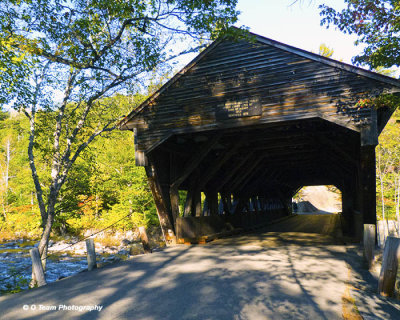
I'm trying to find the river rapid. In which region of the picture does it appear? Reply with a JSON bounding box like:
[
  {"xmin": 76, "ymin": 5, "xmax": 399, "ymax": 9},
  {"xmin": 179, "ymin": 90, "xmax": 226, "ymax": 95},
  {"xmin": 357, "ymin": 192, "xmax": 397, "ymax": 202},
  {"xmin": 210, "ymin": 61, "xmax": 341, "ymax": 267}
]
[{"xmin": 0, "ymin": 238, "xmax": 144, "ymax": 294}]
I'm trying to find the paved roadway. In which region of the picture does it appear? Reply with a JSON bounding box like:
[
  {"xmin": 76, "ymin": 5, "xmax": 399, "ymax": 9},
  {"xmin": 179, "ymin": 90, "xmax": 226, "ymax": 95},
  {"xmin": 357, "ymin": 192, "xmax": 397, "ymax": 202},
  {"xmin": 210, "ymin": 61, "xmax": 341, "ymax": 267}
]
[{"xmin": 0, "ymin": 214, "xmax": 399, "ymax": 319}]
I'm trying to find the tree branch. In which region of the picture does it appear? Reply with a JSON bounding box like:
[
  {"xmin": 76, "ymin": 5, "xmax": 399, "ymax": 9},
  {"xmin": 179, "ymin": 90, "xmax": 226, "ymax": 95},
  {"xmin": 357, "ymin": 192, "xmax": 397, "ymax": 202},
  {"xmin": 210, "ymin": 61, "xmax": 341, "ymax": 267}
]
[
  {"xmin": 58, "ymin": 121, "xmax": 118, "ymax": 190},
  {"xmin": 60, "ymin": 70, "xmax": 136, "ymax": 172},
  {"xmin": 37, "ymin": 49, "xmax": 119, "ymax": 78},
  {"xmin": 25, "ymin": 65, "xmax": 50, "ymax": 223},
  {"xmin": 51, "ymin": 69, "xmax": 77, "ymax": 184}
]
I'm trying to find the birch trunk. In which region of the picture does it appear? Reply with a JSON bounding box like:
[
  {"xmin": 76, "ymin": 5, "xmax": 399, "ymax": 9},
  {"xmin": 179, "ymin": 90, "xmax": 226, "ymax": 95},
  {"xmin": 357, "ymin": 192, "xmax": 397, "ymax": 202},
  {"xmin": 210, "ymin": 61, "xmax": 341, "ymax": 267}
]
[
  {"xmin": 25, "ymin": 66, "xmax": 118, "ymax": 286},
  {"xmin": 5, "ymin": 139, "xmax": 10, "ymax": 191},
  {"xmin": 1, "ymin": 138, "xmax": 11, "ymax": 218},
  {"xmin": 395, "ymin": 176, "xmax": 400, "ymax": 237},
  {"xmin": 378, "ymin": 152, "xmax": 388, "ymax": 241}
]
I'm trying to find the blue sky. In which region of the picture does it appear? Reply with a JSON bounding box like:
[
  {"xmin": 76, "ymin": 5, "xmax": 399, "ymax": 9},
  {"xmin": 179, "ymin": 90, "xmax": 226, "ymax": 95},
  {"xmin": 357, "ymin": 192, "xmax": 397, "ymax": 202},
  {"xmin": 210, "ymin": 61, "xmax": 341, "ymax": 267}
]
[{"xmin": 236, "ymin": 0, "xmax": 361, "ymax": 64}]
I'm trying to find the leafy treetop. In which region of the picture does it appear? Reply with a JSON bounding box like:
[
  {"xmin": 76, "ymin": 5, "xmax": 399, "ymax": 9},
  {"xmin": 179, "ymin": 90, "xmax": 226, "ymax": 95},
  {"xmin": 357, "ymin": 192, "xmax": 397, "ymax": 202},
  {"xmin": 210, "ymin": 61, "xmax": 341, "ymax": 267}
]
[
  {"xmin": 0, "ymin": 0, "xmax": 242, "ymax": 107},
  {"xmin": 320, "ymin": 0, "xmax": 400, "ymax": 70}
]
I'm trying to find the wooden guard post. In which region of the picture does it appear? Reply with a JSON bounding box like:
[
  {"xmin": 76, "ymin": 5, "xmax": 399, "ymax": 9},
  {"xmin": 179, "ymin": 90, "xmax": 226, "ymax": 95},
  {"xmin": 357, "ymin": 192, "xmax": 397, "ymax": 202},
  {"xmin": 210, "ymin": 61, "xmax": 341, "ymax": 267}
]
[
  {"xmin": 378, "ymin": 236, "xmax": 400, "ymax": 297},
  {"xmin": 86, "ymin": 238, "xmax": 97, "ymax": 271},
  {"xmin": 139, "ymin": 226, "xmax": 152, "ymax": 253},
  {"xmin": 363, "ymin": 224, "xmax": 375, "ymax": 269},
  {"xmin": 30, "ymin": 247, "xmax": 46, "ymax": 287}
]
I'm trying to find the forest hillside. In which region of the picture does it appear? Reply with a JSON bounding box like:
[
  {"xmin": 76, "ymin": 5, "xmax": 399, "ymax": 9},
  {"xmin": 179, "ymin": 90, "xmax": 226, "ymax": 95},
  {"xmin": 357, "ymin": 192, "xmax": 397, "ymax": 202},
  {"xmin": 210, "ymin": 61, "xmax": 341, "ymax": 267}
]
[{"xmin": 0, "ymin": 94, "xmax": 159, "ymax": 240}]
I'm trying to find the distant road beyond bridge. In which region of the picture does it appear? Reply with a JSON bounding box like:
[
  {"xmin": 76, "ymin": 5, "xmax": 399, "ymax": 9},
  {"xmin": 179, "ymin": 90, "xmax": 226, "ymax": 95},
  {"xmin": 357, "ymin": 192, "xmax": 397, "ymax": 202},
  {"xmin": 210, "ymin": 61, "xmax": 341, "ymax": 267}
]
[{"xmin": 1, "ymin": 214, "xmax": 399, "ymax": 320}]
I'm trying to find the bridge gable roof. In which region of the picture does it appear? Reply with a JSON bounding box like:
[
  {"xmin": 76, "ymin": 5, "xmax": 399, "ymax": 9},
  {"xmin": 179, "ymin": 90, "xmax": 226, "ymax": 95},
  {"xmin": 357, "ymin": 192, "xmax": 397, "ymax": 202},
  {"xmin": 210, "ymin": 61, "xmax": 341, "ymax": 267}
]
[{"xmin": 121, "ymin": 31, "xmax": 400, "ymax": 154}]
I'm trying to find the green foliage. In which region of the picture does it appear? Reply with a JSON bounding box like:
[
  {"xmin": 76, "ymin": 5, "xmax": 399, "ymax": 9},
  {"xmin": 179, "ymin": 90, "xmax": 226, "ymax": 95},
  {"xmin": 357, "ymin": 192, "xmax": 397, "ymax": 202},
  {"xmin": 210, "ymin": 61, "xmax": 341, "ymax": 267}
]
[
  {"xmin": 354, "ymin": 94, "xmax": 400, "ymax": 111},
  {"xmin": 374, "ymin": 66, "xmax": 398, "ymax": 77},
  {"xmin": 319, "ymin": 43, "xmax": 334, "ymax": 58},
  {"xmin": 1, "ymin": 207, "xmax": 42, "ymax": 234},
  {"xmin": 0, "ymin": 35, "xmax": 33, "ymax": 106},
  {"xmin": 0, "ymin": 267, "xmax": 30, "ymax": 295},
  {"xmin": 320, "ymin": 1, "xmax": 400, "ymax": 69},
  {"xmin": 0, "ymin": 95, "xmax": 157, "ymax": 237},
  {"xmin": 377, "ymin": 108, "xmax": 400, "ymax": 220},
  {"xmin": 0, "ymin": 0, "xmax": 242, "ymax": 109}
]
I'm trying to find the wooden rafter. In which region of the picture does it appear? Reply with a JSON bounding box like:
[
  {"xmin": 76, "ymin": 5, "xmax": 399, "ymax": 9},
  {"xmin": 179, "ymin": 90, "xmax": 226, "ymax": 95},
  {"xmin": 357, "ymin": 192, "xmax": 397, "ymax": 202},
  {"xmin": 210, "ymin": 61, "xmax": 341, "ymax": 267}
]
[
  {"xmin": 217, "ymin": 153, "xmax": 253, "ymax": 189},
  {"xmin": 231, "ymin": 156, "xmax": 265, "ymax": 192},
  {"xmin": 197, "ymin": 137, "xmax": 246, "ymax": 191},
  {"xmin": 314, "ymin": 135, "xmax": 358, "ymax": 165},
  {"xmin": 171, "ymin": 133, "xmax": 222, "ymax": 189}
]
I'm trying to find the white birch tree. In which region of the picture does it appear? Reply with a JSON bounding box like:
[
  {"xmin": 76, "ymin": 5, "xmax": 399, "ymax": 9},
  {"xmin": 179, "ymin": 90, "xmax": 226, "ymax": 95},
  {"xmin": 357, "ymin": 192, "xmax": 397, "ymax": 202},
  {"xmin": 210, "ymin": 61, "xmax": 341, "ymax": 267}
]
[{"xmin": 0, "ymin": 0, "xmax": 243, "ymax": 283}]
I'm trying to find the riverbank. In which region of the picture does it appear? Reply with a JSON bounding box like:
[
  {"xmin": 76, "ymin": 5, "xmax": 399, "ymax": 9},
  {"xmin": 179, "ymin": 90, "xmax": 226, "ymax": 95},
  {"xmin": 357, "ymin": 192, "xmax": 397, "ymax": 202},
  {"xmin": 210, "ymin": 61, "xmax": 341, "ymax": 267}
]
[{"xmin": 0, "ymin": 228, "xmax": 165, "ymax": 295}]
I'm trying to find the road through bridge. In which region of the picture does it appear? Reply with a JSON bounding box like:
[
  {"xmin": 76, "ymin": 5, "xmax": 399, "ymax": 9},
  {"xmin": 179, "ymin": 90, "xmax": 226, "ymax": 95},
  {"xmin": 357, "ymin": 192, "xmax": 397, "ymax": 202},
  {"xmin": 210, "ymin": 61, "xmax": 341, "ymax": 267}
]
[{"xmin": 1, "ymin": 214, "xmax": 399, "ymax": 319}]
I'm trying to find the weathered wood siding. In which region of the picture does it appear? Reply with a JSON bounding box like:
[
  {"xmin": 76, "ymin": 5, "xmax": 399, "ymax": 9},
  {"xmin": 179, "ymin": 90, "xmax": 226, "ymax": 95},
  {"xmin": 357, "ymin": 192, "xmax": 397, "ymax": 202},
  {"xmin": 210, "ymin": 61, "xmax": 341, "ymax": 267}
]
[{"xmin": 125, "ymin": 39, "xmax": 396, "ymax": 155}]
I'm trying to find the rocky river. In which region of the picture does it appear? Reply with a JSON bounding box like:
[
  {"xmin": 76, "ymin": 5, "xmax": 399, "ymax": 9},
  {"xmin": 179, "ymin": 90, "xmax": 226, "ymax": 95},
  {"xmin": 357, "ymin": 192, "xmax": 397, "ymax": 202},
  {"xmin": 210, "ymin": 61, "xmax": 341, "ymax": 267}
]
[{"xmin": 0, "ymin": 236, "xmax": 154, "ymax": 295}]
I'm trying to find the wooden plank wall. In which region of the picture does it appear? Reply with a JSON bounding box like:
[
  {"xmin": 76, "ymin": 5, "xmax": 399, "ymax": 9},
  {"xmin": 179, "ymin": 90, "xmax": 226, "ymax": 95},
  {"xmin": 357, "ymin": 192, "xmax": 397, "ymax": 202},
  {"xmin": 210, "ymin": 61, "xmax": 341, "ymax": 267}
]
[{"xmin": 128, "ymin": 40, "xmax": 392, "ymax": 155}]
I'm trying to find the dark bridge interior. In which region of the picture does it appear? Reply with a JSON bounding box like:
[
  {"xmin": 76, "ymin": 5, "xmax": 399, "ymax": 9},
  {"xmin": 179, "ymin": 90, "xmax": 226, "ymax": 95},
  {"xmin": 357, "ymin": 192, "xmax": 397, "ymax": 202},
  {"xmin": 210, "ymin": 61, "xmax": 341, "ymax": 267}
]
[
  {"xmin": 120, "ymin": 32, "xmax": 400, "ymax": 243},
  {"xmin": 161, "ymin": 118, "xmax": 357, "ymax": 196}
]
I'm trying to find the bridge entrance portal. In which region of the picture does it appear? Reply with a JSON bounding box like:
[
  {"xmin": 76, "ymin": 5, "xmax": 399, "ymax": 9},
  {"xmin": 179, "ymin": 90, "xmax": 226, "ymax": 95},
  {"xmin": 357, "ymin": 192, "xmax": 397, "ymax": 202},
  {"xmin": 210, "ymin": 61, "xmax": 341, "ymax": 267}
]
[{"xmin": 120, "ymin": 31, "xmax": 400, "ymax": 243}]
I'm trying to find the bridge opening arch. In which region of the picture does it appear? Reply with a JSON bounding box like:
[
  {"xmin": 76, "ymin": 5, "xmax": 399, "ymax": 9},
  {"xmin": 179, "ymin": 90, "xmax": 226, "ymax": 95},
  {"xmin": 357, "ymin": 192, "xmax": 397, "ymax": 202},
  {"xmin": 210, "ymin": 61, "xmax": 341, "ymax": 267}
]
[{"xmin": 292, "ymin": 185, "xmax": 342, "ymax": 215}]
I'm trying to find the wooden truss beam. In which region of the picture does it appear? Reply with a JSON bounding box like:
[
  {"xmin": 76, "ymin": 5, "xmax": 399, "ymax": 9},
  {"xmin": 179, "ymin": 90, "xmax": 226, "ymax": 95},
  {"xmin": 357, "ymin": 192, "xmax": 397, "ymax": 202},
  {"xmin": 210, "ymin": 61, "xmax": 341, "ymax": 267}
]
[
  {"xmin": 315, "ymin": 135, "xmax": 357, "ymax": 165},
  {"xmin": 197, "ymin": 138, "xmax": 246, "ymax": 191},
  {"xmin": 145, "ymin": 165, "xmax": 175, "ymax": 241},
  {"xmin": 231, "ymin": 156, "xmax": 265, "ymax": 192},
  {"xmin": 171, "ymin": 133, "xmax": 222, "ymax": 189},
  {"xmin": 215, "ymin": 153, "xmax": 253, "ymax": 191}
]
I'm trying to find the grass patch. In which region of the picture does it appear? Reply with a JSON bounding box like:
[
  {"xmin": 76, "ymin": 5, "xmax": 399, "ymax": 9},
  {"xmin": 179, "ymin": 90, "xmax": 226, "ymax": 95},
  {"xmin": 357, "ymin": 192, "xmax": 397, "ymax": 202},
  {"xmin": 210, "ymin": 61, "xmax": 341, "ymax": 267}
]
[
  {"xmin": 342, "ymin": 265, "xmax": 363, "ymax": 320},
  {"xmin": 0, "ymin": 248, "xmax": 29, "ymax": 253},
  {"xmin": 94, "ymin": 235, "xmax": 121, "ymax": 248}
]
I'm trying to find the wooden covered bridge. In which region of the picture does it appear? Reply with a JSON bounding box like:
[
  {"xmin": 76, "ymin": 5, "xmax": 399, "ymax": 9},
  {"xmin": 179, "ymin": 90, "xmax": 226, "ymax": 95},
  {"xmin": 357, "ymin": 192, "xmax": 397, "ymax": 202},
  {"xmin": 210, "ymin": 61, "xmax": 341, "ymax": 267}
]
[{"xmin": 120, "ymin": 31, "xmax": 400, "ymax": 243}]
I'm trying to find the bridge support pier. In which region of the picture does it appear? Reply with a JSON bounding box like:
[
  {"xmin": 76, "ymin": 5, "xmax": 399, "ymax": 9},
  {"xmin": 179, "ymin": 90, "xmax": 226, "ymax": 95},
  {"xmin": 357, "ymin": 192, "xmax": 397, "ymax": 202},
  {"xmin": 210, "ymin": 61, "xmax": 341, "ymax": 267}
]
[
  {"xmin": 145, "ymin": 164, "xmax": 176, "ymax": 243},
  {"xmin": 359, "ymin": 146, "xmax": 377, "ymax": 227},
  {"xmin": 342, "ymin": 176, "xmax": 358, "ymax": 237}
]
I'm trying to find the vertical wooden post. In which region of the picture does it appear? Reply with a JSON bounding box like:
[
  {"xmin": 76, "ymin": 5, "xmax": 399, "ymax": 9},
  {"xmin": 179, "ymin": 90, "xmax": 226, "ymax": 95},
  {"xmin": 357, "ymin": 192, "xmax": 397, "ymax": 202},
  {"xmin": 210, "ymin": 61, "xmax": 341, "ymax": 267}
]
[
  {"xmin": 341, "ymin": 183, "xmax": 354, "ymax": 236},
  {"xmin": 170, "ymin": 186, "xmax": 180, "ymax": 221},
  {"xmin": 218, "ymin": 198, "xmax": 224, "ymax": 214},
  {"xmin": 192, "ymin": 190, "xmax": 202, "ymax": 217},
  {"xmin": 206, "ymin": 191, "xmax": 218, "ymax": 216},
  {"xmin": 202, "ymin": 198, "xmax": 209, "ymax": 216},
  {"xmin": 259, "ymin": 197, "xmax": 266, "ymax": 212},
  {"xmin": 184, "ymin": 188, "xmax": 193, "ymax": 216},
  {"xmin": 139, "ymin": 226, "xmax": 152, "ymax": 253},
  {"xmin": 30, "ymin": 248, "xmax": 46, "ymax": 287},
  {"xmin": 378, "ymin": 236, "xmax": 400, "ymax": 297},
  {"xmin": 252, "ymin": 197, "xmax": 259, "ymax": 214},
  {"xmin": 248, "ymin": 199, "xmax": 254, "ymax": 212},
  {"xmin": 221, "ymin": 193, "xmax": 232, "ymax": 215},
  {"xmin": 233, "ymin": 198, "xmax": 246, "ymax": 215},
  {"xmin": 363, "ymin": 224, "xmax": 375, "ymax": 269},
  {"xmin": 359, "ymin": 111, "xmax": 377, "ymax": 234},
  {"xmin": 169, "ymin": 153, "xmax": 180, "ymax": 222},
  {"xmin": 231, "ymin": 199, "xmax": 238, "ymax": 214},
  {"xmin": 359, "ymin": 146, "xmax": 377, "ymax": 226},
  {"xmin": 86, "ymin": 238, "xmax": 97, "ymax": 271}
]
